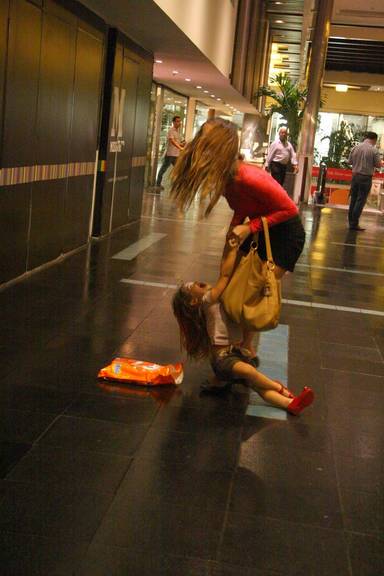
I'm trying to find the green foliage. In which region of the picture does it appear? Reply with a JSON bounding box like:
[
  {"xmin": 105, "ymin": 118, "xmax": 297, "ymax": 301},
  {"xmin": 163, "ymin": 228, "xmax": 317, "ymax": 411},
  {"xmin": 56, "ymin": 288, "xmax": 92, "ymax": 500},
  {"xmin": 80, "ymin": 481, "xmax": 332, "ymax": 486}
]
[
  {"xmin": 255, "ymin": 73, "xmax": 308, "ymax": 148},
  {"xmin": 321, "ymin": 121, "xmax": 363, "ymax": 168}
]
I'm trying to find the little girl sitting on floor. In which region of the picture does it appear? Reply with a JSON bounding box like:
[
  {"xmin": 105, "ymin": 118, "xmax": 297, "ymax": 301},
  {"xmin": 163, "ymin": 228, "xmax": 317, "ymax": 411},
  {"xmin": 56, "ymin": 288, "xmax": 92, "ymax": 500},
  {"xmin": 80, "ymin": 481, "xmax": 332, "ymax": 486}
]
[{"xmin": 172, "ymin": 239, "xmax": 314, "ymax": 415}]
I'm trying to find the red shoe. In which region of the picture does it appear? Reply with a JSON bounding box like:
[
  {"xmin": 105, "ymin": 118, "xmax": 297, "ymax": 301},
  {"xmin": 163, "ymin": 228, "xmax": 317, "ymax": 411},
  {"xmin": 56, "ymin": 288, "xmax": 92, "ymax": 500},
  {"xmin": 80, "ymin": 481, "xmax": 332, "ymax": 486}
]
[
  {"xmin": 287, "ymin": 387, "xmax": 314, "ymax": 415},
  {"xmin": 276, "ymin": 380, "xmax": 294, "ymax": 399}
]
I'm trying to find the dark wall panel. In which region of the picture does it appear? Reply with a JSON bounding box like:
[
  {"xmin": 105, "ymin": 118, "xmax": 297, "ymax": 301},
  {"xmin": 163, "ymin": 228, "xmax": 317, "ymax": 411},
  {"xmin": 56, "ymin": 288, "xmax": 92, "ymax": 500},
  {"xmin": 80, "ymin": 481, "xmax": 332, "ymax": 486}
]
[
  {"xmin": 2, "ymin": 0, "xmax": 41, "ymax": 167},
  {"xmin": 0, "ymin": 185, "xmax": 30, "ymax": 284},
  {"xmin": 69, "ymin": 28, "xmax": 103, "ymax": 162},
  {"xmin": 63, "ymin": 175, "xmax": 93, "ymax": 251},
  {"xmin": 34, "ymin": 11, "xmax": 76, "ymax": 165},
  {"xmin": 111, "ymin": 54, "xmax": 139, "ymax": 231},
  {"xmin": 28, "ymin": 179, "xmax": 66, "ymax": 270},
  {"xmin": 0, "ymin": 0, "xmax": 9, "ymax": 162},
  {"xmin": 100, "ymin": 41, "xmax": 123, "ymax": 235},
  {"xmin": 64, "ymin": 27, "xmax": 103, "ymax": 252},
  {"xmin": 28, "ymin": 9, "xmax": 76, "ymax": 268}
]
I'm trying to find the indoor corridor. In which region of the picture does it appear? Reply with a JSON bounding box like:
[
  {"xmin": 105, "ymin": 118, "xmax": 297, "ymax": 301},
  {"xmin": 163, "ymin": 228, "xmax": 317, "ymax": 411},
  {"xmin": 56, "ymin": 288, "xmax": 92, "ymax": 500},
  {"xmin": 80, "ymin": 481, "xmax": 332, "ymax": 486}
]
[{"xmin": 1, "ymin": 191, "xmax": 383, "ymax": 575}]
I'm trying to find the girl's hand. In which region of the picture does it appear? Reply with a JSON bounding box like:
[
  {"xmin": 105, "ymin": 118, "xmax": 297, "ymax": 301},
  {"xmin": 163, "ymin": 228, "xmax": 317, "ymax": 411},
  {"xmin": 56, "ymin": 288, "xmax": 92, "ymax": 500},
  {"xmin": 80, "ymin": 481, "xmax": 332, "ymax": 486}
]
[{"xmin": 230, "ymin": 224, "xmax": 251, "ymax": 245}]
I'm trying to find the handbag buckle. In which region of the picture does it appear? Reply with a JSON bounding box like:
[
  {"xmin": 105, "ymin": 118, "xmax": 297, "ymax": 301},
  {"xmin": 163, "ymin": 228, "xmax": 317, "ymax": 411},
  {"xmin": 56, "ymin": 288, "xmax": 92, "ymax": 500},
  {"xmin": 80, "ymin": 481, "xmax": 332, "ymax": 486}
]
[
  {"xmin": 267, "ymin": 260, "xmax": 275, "ymax": 271},
  {"xmin": 250, "ymin": 241, "xmax": 258, "ymax": 250}
]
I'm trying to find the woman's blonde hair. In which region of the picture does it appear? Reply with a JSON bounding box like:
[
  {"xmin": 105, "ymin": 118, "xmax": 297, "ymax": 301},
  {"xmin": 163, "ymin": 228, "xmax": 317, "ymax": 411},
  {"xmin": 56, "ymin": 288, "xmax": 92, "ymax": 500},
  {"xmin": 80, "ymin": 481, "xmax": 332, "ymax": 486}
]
[{"xmin": 170, "ymin": 118, "xmax": 239, "ymax": 216}]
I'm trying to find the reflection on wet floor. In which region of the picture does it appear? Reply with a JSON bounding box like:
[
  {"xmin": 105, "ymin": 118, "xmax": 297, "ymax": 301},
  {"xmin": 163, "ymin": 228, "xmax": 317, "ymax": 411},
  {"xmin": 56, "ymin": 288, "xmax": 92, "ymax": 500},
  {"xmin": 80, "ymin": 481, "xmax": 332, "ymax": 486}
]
[{"xmin": 0, "ymin": 192, "xmax": 383, "ymax": 575}]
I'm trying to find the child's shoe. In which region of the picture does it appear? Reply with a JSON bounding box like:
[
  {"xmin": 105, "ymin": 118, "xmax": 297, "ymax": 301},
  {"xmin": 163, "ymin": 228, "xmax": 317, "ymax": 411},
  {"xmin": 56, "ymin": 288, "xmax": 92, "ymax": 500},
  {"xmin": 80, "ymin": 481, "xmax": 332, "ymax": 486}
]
[{"xmin": 287, "ymin": 387, "xmax": 314, "ymax": 415}]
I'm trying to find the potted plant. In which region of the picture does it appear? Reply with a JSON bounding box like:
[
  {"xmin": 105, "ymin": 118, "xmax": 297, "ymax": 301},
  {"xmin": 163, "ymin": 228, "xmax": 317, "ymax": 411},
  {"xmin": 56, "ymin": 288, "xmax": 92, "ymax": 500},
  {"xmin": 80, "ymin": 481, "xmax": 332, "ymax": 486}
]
[{"xmin": 255, "ymin": 73, "xmax": 307, "ymax": 149}]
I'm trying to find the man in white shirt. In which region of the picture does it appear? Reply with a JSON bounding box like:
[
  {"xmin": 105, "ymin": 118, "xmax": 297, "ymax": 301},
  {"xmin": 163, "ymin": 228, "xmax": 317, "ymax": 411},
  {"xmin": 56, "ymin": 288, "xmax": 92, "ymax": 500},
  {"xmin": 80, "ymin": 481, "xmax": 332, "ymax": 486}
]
[
  {"xmin": 156, "ymin": 116, "xmax": 184, "ymax": 188},
  {"xmin": 348, "ymin": 131, "xmax": 382, "ymax": 231},
  {"xmin": 265, "ymin": 126, "xmax": 298, "ymax": 186}
]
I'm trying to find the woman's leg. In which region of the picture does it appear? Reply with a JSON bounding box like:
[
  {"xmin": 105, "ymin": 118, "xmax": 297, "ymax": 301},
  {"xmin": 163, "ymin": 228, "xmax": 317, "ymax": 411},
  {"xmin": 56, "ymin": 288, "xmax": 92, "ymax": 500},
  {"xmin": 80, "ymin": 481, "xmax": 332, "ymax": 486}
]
[{"xmin": 231, "ymin": 361, "xmax": 291, "ymax": 409}]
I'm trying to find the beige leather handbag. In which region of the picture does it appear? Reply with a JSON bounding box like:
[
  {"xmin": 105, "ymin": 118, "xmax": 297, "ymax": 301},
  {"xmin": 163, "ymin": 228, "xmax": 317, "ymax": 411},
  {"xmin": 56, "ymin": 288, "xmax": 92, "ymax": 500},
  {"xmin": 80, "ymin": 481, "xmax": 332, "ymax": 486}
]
[{"xmin": 222, "ymin": 217, "xmax": 281, "ymax": 331}]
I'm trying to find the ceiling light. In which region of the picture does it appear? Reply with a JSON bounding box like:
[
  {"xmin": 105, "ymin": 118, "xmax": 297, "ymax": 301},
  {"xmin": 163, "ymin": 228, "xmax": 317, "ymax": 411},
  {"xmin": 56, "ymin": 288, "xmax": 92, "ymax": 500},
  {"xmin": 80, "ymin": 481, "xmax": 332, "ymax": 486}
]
[
  {"xmin": 275, "ymin": 1, "xmax": 282, "ymax": 4},
  {"xmin": 185, "ymin": 78, "xmax": 191, "ymax": 82},
  {"xmin": 210, "ymin": 94, "xmax": 215, "ymax": 97},
  {"xmin": 196, "ymin": 85, "xmax": 202, "ymax": 89},
  {"xmin": 216, "ymin": 98, "xmax": 221, "ymax": 101},
  {"xmin": 172, "ymin": 70, "xmax": 179, "ymax": 74},
  {"xmin": 155, "ymin": 59, "xmax": 163, "ymax": 64},
  {"xmin": 275, "ymin": 20, "xmax": 284, "ymax": 24},
  {"xmin": 203, "ymin": 90, "xmax": 209, "ymax": 93},
  {"xmin": 335, "ymin": 84, "xmax": 348, "ymax": 92}
]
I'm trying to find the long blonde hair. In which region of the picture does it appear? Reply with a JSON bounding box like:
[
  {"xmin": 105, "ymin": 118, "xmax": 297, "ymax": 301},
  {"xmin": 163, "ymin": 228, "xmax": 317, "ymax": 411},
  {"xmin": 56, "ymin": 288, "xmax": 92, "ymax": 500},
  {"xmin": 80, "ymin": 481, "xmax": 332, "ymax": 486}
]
[{"xmin": 171, "ymin": 119, "xmax": 239, "ymax": 216}]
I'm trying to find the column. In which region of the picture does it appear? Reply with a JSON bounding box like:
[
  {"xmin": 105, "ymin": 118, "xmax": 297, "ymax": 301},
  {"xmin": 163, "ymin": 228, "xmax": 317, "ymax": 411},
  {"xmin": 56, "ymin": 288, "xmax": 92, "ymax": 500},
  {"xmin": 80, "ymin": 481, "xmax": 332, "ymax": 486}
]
[{"xmin": 293, "ymin": 0, "xmax": 334, "ymax": 203}]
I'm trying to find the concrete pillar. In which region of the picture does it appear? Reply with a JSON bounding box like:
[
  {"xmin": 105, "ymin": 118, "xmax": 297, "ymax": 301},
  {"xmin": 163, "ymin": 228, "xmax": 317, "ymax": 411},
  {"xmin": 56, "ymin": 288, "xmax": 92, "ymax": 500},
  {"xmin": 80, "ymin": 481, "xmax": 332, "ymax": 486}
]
[
  {"xmin": 185, "ymin": 97, "xmax": 196, "ymax": 141},
  {"xmin": 293, "ymin": 0, "xmax": 334, "ymax": 203},
  {"xmin": 208, "ymin": 108, "xmax": 216, "ymax": 120}
]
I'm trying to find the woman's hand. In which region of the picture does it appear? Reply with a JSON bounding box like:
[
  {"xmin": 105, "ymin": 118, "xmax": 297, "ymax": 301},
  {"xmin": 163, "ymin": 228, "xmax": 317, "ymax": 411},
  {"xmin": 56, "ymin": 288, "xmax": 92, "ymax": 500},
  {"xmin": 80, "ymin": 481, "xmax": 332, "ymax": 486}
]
[{"xmin": 230, "ymin": 224, "xmax": 251, "ymax": 245}]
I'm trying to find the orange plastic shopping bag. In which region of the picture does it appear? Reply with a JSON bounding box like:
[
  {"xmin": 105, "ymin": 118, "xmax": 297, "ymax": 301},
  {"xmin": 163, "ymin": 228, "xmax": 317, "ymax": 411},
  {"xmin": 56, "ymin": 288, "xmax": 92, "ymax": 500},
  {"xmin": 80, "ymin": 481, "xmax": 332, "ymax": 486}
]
[{"xmin": 98, "ymin": 357, "xmax": 183, "ymax": 386}]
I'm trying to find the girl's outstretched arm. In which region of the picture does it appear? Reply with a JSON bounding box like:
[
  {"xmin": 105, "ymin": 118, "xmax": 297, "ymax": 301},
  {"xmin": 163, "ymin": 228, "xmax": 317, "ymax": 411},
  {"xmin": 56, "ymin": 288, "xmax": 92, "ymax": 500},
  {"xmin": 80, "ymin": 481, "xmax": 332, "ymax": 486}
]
[{"xmin": 209, "ymin": 238, "xmax": 239, "ymax": 303}]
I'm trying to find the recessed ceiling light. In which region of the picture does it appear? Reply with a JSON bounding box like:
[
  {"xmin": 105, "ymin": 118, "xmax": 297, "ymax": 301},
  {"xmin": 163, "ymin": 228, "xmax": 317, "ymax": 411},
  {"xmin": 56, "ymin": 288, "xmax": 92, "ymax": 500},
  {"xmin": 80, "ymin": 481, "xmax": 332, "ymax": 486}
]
[
  {"xmin": 275, "ymin": 1, "xmax": 282, "ymax": 4},
  {"xmin": 210, "ymin": 94, "xmax": 215, "ymax": 97},
  {"xmin": 172, "ymin": 70, "xmax": 179, "ymax": 74},
  {"xmin": 196, "ymin": 85, "xmax": 202, "ymax": 89},
  {"xmin": 216, "ymin": 98, "xmax": 221, "ymax": 101},
  {"xmin": 185, "ymin": 78, "xmax": 191, "ymax": 82},
  {"xmin": 335, "ymin": 84, "xmax": 348, "ymax": 92},
  {"xmin": 275, "ymin": 20, "xmax": 284, "ymax": 24},
  {"xmin": 203, "ymin": 90, "xmax": 209, "ymax": 93},
  {"xmin": 155, "ymin": 59, "xmax": 163, "ymax": 64}
]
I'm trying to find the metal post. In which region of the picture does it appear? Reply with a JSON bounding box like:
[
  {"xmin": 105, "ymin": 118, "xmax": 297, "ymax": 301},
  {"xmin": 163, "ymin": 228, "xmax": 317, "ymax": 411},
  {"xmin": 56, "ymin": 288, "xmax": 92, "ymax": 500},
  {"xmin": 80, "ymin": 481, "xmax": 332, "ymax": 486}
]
[{"xmin": 293, "ymin": 0, "xmax": 334, "ymax": 203}]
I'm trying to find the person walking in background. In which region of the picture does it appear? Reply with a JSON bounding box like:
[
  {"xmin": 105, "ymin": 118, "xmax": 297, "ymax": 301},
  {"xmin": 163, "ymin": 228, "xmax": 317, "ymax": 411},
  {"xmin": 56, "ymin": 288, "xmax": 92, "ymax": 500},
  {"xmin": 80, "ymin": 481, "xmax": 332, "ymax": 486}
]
[
  {"xmin": 265, "ymin": 126, "xmax": 298, "ymax": 186},
  {"xmin": 348, "ymin": 131, "xmax": 382, "ymax": 231},
  {"xmin": 156, "ymin": 115, "xmax": 184, "ymax": 189}
]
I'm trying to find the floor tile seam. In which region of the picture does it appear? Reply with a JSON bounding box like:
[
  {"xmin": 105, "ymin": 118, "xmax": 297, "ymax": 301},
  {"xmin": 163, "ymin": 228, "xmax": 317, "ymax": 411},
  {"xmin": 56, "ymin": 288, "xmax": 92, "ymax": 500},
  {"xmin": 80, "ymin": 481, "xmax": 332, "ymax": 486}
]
[
  {"xmin": 319, "ymin": 362, "xmax": 384, "ymax": 376},
  {"xmin": 224, "ymin": 509, "xmax": 347, "ymax": 534},
  {"xmin": 1, "ymin": 475, "xmax": 129, "ymax": 498},
  {"xmin": 214, "ymin": 425, "xmax": 246, "ymax": 562},
  {"xmin": 328, "ymin": 423, "xmax": 355, "ymax": 576},
  {"xmin": 79, "ymin": 458, "xmax": 137, "ymax": 557},
  {"xmin": 343, "ymin": 528, "xmax": 384, "ymax": 540},
  {"xmin": 42, "ymin": 412, "xmax": 152, "ymax": 430},
  {"xmin": 372, "ymin": 335, "xmax": 384, "ymax": 362}
]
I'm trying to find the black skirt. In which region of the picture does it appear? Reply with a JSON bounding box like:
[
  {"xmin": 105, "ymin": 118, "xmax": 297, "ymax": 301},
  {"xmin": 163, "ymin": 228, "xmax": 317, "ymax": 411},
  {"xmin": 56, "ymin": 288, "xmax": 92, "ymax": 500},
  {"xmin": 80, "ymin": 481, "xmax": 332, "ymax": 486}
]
[{"xmin": 240, "ymin": 215, "xmax": 305, "ymax": 272}]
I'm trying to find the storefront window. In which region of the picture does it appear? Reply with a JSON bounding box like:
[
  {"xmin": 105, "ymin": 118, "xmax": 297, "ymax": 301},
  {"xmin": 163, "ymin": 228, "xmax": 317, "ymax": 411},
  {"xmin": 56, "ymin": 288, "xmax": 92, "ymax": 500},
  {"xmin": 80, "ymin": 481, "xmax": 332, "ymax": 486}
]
[{"xmin": 158, "ymin": 89, "xmax": 187, "ymax": 158}]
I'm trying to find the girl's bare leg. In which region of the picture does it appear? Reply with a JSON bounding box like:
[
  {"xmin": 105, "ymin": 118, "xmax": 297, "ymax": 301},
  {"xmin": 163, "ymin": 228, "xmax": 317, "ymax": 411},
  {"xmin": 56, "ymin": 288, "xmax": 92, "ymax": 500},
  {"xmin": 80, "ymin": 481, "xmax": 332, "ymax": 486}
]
[{"xmin": 232, "ymin": 361, "xmax": 291, "ymax": 409}]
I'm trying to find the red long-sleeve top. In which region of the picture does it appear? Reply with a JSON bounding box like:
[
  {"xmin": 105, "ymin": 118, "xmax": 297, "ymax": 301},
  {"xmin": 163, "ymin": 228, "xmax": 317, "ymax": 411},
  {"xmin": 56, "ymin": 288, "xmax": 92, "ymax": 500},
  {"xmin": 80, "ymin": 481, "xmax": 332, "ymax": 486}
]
[{"xmin": 225, "ymin": 163, "xmax": 298, "ymax": 232}]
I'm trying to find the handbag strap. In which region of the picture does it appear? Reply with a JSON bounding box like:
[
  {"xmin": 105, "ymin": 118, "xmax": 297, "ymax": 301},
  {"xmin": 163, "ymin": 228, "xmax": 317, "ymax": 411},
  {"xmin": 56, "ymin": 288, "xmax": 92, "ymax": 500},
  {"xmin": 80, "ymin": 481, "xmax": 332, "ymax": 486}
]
[{"xmin": 261, "ymin": 217, "xmax": 274, "ymax": 265}]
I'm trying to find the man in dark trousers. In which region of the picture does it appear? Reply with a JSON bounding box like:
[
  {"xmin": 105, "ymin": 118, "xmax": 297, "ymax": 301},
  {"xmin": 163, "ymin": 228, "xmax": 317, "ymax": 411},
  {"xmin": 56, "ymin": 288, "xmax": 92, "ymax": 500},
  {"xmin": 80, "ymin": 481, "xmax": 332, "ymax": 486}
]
[
  {"xmin": 265, "ymin": 126, "xmax": 298, "ymax": 186},
  {"xmin": 156, "ymin": 115, "xmax": 184, "ymax": 189},
  {"xmin": 348, "ymin": 132, "xmax": 382, "ymax": 231}
]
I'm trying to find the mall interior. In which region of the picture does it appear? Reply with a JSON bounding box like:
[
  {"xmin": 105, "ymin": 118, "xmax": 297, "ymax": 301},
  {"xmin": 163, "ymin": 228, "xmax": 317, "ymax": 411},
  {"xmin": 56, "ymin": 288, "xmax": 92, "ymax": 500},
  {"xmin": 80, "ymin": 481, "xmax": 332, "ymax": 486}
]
[{"xmin": 0, "ymin": 0, "xmax": 384, "ymax": 574}]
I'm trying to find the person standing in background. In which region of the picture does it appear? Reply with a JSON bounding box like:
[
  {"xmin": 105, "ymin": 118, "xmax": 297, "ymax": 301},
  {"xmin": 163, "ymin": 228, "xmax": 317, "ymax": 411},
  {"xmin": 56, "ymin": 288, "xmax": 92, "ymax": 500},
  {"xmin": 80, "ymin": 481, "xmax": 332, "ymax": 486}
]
[
  {"xmin": 265, "ymin": 126, "xmax": 298, "ymax": 186},
  {"xmin": 156, "ymin": 116, "xmax": 184, "ymax": 189},
  {"xmin": 348, "ymin": 131, "xmax": 382, "ymax": 231}
]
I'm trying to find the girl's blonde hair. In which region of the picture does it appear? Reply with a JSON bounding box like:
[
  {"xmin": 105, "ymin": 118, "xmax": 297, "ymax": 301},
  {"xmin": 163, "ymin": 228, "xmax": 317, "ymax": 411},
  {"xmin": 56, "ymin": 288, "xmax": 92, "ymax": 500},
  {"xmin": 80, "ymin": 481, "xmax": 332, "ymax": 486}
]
[
  {"xmin": 172, "ymin": 287, "xmax": 211, "ymax": 360},
  {"xmin": 171, "ymin": 119, "xmax": 239, "ymax": 216}
]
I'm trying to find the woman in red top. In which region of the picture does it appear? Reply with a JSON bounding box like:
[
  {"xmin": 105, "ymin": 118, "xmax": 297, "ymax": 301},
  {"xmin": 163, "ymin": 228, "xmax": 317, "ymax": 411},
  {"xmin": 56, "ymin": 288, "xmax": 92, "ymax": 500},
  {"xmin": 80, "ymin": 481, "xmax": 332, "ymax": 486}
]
[
  {"xmin": 172, "ymin": 118, "xmax": 305, "ymax": 279},
  {"xmin": 171, "ymin": 118, "xmax": 305, "ymax": 365}
]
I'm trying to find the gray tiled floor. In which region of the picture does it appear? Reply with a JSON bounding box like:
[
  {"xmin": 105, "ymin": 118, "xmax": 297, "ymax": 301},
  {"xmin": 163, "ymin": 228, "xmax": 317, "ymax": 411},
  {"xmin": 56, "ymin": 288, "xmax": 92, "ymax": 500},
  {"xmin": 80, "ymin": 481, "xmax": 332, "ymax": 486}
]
[{"xmin": 1, "ymin": 192, "xmax": 384, "ymax": 575}]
